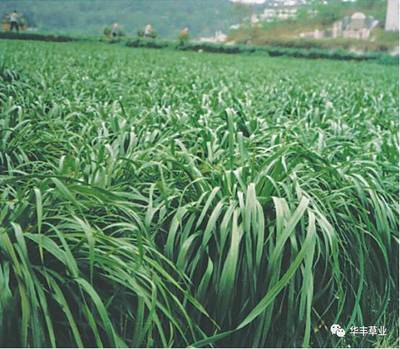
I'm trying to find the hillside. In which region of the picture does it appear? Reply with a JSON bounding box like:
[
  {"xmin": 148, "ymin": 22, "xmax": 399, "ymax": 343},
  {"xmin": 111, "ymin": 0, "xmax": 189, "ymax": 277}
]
[
  {"xmin": 1, "ymin": 1, "xmax": 396, "ymax": 51},
  {"xmin": 227, "ymin": 0, "xmax": 398, "ymax": 52},
  {"xmin": 0, "ymin": 0, "xmax": 246, "ymax": 38}
]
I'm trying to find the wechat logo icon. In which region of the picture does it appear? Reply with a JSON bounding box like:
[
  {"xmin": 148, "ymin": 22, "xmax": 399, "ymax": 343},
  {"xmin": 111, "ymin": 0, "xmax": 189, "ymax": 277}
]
[{"xmin": 331, "ymin": 324, "xmax": 346, "ymax": 337}]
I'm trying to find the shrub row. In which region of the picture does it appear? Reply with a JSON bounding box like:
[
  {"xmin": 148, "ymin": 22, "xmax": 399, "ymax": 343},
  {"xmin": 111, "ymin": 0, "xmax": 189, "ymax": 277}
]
[
  {"xmin": 126, "ymin": 38, "xmax": 398, "ymax": 64},
  {"xmin": 0, "ymin": 32, "xmax": 76, "ymax": 42}
]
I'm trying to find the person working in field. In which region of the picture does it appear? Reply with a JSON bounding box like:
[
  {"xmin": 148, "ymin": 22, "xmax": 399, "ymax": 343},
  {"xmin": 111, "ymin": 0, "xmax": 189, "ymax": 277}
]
[
  {"xmin": 144, "ymin": 24, "xmax": 154, "ymax": 38},
  {"xmin": 9, "ymin": 10, "xmax": 19, "ymax": 32},
  {"xmin": 179, "ymin": 27, "xmax": 189, "ymax": 45},
  {"xmin": 111, "ymin": 22, "xmax": 119, "ymax": 37}
]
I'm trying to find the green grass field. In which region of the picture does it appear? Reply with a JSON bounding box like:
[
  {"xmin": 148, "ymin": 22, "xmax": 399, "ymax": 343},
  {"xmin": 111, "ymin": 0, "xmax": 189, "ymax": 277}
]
[{"xmin": 0, "ymin": 40, "xmax": 398, "ymax": 348}]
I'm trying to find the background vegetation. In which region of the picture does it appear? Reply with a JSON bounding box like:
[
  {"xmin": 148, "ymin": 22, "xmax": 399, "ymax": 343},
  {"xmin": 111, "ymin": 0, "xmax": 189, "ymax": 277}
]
[
  {"xmin": 126, "ymin": 37, "xmax": 398, "ymax": 63},
  {"xmin": 0, "ymin": 0, "xmax": 246, "ymax": 37},
  {"xmin": 228, "ymin": 0, "xmax": 398, "ymax": 51}
]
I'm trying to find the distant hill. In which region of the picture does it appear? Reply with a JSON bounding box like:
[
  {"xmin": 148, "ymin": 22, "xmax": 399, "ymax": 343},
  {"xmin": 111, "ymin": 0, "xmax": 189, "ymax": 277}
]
[
  {"xmin": 1, "ymin": 0, "xmax": 395, "ymax": 52},
  {"xmin": 0, "ymin": 0, "xmax": 253, "ymax": 38},
  {"xmin": 227, "ymin": 0, "xmax": 397, "ymax": 52}
]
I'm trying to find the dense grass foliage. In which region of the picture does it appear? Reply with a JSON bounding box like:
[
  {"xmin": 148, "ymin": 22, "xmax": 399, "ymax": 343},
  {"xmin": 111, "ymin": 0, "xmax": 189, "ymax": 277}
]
[{"xmin": 0, "ymin": 41, "xmax": 398, "ymax": 348}]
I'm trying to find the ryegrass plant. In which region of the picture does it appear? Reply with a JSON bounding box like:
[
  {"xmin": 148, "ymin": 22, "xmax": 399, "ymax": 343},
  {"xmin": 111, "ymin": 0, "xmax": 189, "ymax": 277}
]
[{"xmin": 0, "ymin": 41, "xmax": 398, "ymax": 347}]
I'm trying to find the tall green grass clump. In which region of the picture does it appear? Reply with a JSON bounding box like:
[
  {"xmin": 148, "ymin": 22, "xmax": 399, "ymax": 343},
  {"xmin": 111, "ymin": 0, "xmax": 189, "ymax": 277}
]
[{"xmin": 0, "ymin": 41, "xmax": 398, "ymax": 347}]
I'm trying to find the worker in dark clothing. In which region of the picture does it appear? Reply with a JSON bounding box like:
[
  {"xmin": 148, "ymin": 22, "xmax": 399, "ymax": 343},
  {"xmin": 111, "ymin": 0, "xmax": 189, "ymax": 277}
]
[{"xmin": 9, "ymin": 10, "xmax": 19, "ymax": 32}]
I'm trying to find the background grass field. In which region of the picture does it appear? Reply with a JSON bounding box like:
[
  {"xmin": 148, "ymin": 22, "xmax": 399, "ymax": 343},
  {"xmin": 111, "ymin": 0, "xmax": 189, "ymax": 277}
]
[{"xmin": 0, "ymin": 40, "xmax": 398, "ymax": 348}]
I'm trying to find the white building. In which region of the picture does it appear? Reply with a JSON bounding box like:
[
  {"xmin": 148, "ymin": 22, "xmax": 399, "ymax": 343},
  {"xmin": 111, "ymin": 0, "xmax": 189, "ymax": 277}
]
[
  {"xmin": 260, "ymin": 7, "xmax": 298, "ymax": 21},
  {"xmin": 385, "ymin": 0, "xmax": 399, "ymax": 31},
  {"xmin": 333, "ymin": 13, "xmax": 379, "ymax": 40},
  {"xmin": 300, "ymin": 12, "xmax": 379, "ymax": 40},
  {"xmin": 259, "ymin": 0, "xmax": 306, "ymax": 22},
  {"xmin": 198, "ymin": 31, "xmax": 227, "ymax": 43}
]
